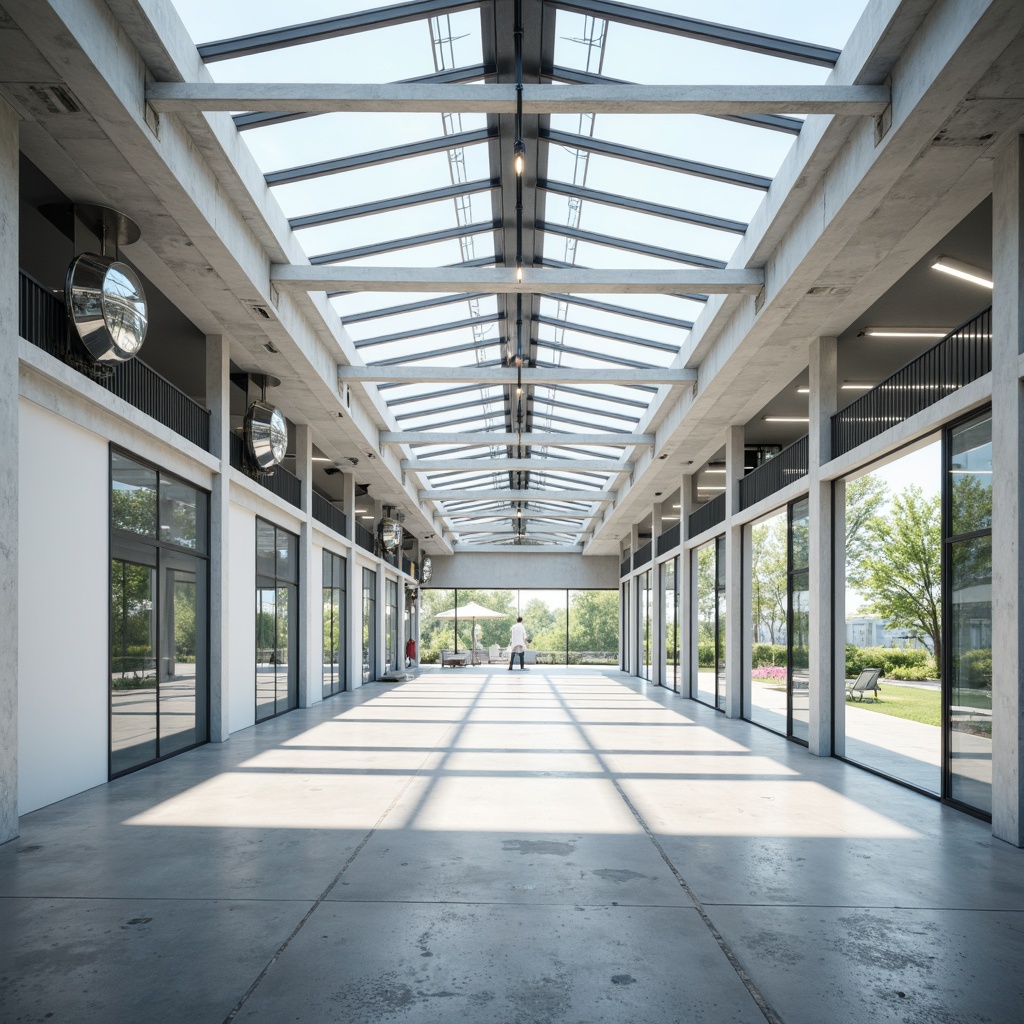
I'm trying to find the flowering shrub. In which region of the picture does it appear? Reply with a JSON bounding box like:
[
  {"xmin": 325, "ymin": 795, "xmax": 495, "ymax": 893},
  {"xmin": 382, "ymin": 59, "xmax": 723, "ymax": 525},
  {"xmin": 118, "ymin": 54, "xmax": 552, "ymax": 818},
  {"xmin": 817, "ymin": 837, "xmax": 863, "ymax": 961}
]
[{"xmin": 751, "ymin": 665, "xmax": 787, "ymax": 682}]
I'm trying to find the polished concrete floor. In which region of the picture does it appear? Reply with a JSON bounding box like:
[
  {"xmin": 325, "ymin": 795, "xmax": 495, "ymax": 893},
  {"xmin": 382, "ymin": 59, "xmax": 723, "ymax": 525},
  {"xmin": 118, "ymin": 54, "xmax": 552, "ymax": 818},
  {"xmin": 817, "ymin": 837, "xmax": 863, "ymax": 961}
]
[{"xmin": 2, "ymin": 668, "xmax": 1022, "ymax": 1024}]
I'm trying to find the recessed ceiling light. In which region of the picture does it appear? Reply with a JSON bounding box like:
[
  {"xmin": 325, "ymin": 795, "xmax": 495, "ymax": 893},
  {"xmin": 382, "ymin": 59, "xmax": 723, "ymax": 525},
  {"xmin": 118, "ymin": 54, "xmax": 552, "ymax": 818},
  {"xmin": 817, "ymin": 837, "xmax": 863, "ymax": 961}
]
[
  {"xmin": 698, "ymin": 485, "xmax": 726, "ymax": 492},
  {"xmin": 705, "ymin": 468, "xmax": 726, "ymax": 474},
  {"xmin": 763, "ymin": 416, "xmax": 810, "ymax": 423},
  {"xmin": 930, "ymin": 256, "xmax": 992, "ymax": 289},
  {"xmin": 361, "ymin": 515, "xmax": 374, "ymax": 520}
]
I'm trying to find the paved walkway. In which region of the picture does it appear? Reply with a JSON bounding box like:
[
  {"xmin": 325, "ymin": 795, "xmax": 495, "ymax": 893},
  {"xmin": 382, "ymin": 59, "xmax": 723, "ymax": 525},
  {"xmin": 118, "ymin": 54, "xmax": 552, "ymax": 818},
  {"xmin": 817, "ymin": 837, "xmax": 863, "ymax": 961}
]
[{"xmin": 2, "ymin": 668, "xmax": 1022, "ymax": 1023}]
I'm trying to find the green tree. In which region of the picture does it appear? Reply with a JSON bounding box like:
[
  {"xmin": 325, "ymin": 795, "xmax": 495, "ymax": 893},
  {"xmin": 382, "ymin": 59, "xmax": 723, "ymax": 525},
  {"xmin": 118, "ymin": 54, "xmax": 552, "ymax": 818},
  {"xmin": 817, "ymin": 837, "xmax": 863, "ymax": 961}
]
[
  {"xmin": 750, "ymin": 516, "xmax": 787, "ymax": 644},
  {"xmin": 845, "ymin": 473, "xmax": 888, "ymax": 565},
  {"xmin": 849, "ymin": 485, "xmax": 942, "ymax": 676},
  {"xmin": 568, "ymin": 590, "xmax": 618, "ymax": 657},
  {"xmin": 696, "ymin": 544, "xmax": 717, "ymax": 643}
]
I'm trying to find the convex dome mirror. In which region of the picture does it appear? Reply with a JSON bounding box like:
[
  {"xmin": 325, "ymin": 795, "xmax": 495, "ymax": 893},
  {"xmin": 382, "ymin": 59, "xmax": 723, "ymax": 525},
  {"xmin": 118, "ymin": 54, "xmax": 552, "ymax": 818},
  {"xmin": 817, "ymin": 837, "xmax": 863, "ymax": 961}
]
[
  {"xmin": 379, "ymin": 518, "xmax": 402, "ymax": 552},
  {"xmin": 65, "ymin": 253, "xmax": 148, "ymax": 362},
  {"xmin": 245, "ymin": 400, "xmax": 288, "ymax": 470}
]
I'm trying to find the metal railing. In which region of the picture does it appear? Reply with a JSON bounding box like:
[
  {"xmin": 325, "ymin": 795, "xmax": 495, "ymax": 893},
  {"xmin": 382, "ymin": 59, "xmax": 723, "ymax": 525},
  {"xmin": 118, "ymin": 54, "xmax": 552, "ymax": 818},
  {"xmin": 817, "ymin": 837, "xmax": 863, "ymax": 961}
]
[
  {"xmin": 688, "ymin": 492, "xmax": 726, "ymax": 537},
  {"xmin": 229, "ymin": 432, "xmax": 302, "ymax": 509},
  {"xmin": 355, "ymin": 522, "xmax": 375, "ymax": 554},
  {"xmin": 19, "ymin": 271, "xmax": 211, "ymax": 451},
  {"xmin": 312, "ymin": 491, "xmax": 348, "ymax": 537},
  {"xmin": 633, "ymin": 540, "xmax": 652, "ymax": 569},
  {"xmin": 739, "ymin": 434, "xmax": 809, "ymax": 510},
  {"xmin": 657, "ymin": 521, "xmax": 681, "ymax": 555},
  {"xmin": 831, "ymin": 306, "xmax": 992, "ymax": 458},
  {"xmin": 620, "ymin": 555, "xmax": 632, "ymax": 578}
]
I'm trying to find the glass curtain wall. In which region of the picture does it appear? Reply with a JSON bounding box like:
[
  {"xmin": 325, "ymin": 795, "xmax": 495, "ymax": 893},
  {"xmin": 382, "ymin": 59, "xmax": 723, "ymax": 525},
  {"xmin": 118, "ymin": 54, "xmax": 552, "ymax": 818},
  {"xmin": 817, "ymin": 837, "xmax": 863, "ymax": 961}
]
[
  {"xmin": 620, "ymin": 582, "xmax": 628, "ymax": 671},
  {"xmin": 839, "ymin": 439, "xmax": 942, "ymax": 794},
  {"xmin": 322, "ymin": 550, "xmax": 347, "ymax": 698},
  {"xmin": 256, "ymin": 520, "xmax": 298, "ymax": 722},
  {"xmin": 362, "ymin": 568, "xmax": 377, "ymax": 683},
  {"xmin": 748, "ymin": 510, "xmax": 788, "ymax": 733},
  {"xmin": 788, "ymin": 498, "xmax": 811, "ymax": 744},
  {"xmin": 417, "ymin": 589, "xmax": 617, "ymax": 664},
  {"xmin": 385, "ymin": 578, "xmax": 399, "ymax": 674},
  {"xmin": 661, "ymin": 557, "xmax": 679, "ymax": 690},
  {"xmin": 638, "ymin": 570, "xmax": 652, "ymax": 680},
  {"xmin": 945, "ymin": 411, "xmax": 992, "ymax": 814},
  {"xmin": 695, "ymin": 539, "xmax": 725, "ymax": 709},
  {"xmin": 110, "ymin": 451, "xmax": 209, "ymax": 777}
]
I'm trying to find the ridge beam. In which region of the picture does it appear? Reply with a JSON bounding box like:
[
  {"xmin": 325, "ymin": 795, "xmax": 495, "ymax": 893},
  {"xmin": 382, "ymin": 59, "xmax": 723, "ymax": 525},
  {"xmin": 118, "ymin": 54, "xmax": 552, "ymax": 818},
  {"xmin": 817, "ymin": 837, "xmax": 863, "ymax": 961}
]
[
  {"xmin": 343, "ymin": 367, "xmax": 695, "ymax": 384},
  {"xmin": 404, "ymin": 458, "xmax": 632, "ymax": 473},
  {"xmin": 381, "ymin": 431, "xmax": 653, "ymax": 445}
]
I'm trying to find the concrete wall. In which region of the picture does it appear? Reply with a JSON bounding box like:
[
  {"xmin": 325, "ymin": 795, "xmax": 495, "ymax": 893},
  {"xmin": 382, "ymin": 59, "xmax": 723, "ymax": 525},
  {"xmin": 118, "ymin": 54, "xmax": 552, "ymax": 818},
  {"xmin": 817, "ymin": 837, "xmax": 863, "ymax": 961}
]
[
  {"xmin": 429, "ymin": 553, "xmax": 619, "ymax": 590},
  {"xmin": 18, "ymin": 400, "xmax": 108, "ymax": 814}
]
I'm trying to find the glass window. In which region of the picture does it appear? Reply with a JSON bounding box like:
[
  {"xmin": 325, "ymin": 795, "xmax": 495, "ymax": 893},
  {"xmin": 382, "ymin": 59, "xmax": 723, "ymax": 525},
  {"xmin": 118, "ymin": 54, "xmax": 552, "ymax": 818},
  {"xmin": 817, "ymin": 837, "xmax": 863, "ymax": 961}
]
[
  {"xmin": 695, "ymin": 540, "xmax": 720, "ymax": 709},
  {"xmin": 748, "ymin": 510, "xmax": 788, "ymax": 735},
  {"xmin": 661, "ymin": 558, "xmax": 678, "ymax": 690},
  {"xmin": 385, "ymin": 578, "xmax": 399, "ymax": 674},
  {"xmin": 322, "ymin": 550, "xmax": 347, "ymax": 699},
  {"xmin": 159, "ymin": 477, "xmax": 207, "ymax": 552},
  {"xmin": 110, "ymin": 449, "xmax": 209, "ymax": 777},
  {"xmin": 255, "ymin": 519, "xmax": 299, "ymax": 722},
  {"xmin": 362, "ymin": 568, "xmax": 377, "ymax": 684},
  {"xmin": 111, "ymin": 452, "xmax": 157, "ymax": 538}
]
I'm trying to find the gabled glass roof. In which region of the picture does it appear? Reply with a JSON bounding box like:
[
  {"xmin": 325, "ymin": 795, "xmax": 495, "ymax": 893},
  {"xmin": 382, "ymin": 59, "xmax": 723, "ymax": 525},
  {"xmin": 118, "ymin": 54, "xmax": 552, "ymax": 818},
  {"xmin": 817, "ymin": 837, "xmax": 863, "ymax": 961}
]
[{"xmin": 170, "ymin": 0, "xmax": 869, "ymax": 549}]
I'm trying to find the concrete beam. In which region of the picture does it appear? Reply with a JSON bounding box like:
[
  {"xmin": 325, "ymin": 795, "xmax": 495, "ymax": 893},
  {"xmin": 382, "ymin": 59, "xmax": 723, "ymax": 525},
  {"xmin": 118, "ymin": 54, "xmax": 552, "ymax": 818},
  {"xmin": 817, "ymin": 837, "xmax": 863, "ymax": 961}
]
[
  {"xmin": 421, "ymin": 489, "xmax": 615, "ymax": 502},
  {"xmin": 274, "ymin": 265, "xmax": 764, "ymax": 294},
  {"xmin": 146, "ymin": 82, "xmax": 891, "ymax": 115},
  {"xmin": 381, "ymin": 431, "xmax": 653, "ymax": 446},
  {"xmin": 404, "ymin": 458, "xmax": 631, "ymax": 473},
  {"xmin": 344, "ymin": 367, "xmax": 695, "ymax": 385}
]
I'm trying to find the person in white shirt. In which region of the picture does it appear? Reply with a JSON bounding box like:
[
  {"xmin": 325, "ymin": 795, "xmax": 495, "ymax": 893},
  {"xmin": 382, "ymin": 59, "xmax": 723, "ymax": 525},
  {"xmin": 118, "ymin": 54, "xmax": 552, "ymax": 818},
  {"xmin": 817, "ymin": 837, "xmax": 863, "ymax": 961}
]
[{"xmin": 508, "ymin": 617, "xmax": 529, "ymax": 671}]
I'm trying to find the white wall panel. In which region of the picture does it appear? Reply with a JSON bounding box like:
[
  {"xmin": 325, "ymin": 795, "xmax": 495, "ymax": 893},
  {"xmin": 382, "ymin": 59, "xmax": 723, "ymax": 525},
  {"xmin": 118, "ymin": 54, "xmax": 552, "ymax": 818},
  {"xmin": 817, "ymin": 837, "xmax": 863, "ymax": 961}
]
[
  {"xmin": 228, "ymin": 502, "xmax": 255, "ymax": 733},
  {"xmin": 18, "ymin": 400, "xmax": 108, "ymax": 813}
]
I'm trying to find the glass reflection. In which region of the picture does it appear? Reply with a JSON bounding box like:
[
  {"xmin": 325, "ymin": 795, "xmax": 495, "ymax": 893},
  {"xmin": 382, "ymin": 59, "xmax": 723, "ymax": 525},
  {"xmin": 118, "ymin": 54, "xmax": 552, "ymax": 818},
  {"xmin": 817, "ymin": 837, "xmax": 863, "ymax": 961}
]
[
  {"xmin": 748, "ymin": 511, "xmax": 788, "ymax": 735},
  {"xmin": 950, "ymin": 417, "xmax": 992, "ymax": 537},
  {"xmin": 111, "ymin": 453, "xmax": 157, "ymax": 538},
  {"xmin": 110, "ymin": 558, "xmax": 157, "ymax": 773},
  {"xmin": 159, "ymin": 477, "xmax": 206, "ymax": 551},
  {"xmin": 159, "ymin": 566, "xmax": 204, "ymax": 755},
  {"xmin": 695, "ymin": 541, "xmax": 718, "ymax": 708},
  {"xmin": 790, "ymin": 571, "xmax": 810, "ymax": 743},
  {"xmin": 662, "ymin": 558, "xmax": 678, "ymax": 690},
  {"xmin": 256, "ymin": 587, "xmax": 278, "ymax": 722}
]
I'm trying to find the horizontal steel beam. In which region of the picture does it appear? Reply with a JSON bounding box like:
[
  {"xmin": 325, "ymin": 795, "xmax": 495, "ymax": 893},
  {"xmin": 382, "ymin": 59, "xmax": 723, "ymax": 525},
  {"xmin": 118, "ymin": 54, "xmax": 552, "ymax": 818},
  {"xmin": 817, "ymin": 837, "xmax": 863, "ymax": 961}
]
[
  {"xmin": 276, "ymin": 265, "xmax": 764, "ymax": 293},
  {"xmin": 405, "ymin": 458, "xmax": 631, "ymax": 473},
  {"xmin": 148, "ymin": 83, "xmax": 890, "ymax": 116},
  {"xmin": 198, "ymin": 0, "xmax": 484, "ymax": 61},
  {"xmin": 421, "ymin": 489, "xmax": 616, "ymax": 501},
  {"xmin": 381, "ymin": 430, "xmax": 651, "ymax": 446},
  {"xmin": 452, "ymin": 544, "xmax": 586, "ymax": 553},
  {"xmin": 550, "ymin": 0, "xmax": 840, "ymax": 67},
  {"xmin": 355, "ymin": 312, "xmax": 504, "ymax": 348},
  {"xmin": 341, "ymin": 366, "xmax": 696, "ymax": 384},
  {"xmin": 312, "ymin": 220, "xmax": 499, "ymax": 264}
]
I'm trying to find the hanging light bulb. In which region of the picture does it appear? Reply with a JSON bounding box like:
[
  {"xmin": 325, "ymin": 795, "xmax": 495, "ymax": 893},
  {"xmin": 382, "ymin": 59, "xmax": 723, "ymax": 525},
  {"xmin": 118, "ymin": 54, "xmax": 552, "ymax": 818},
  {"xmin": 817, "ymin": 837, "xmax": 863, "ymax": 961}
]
[{"xmin": 513, "ymin": 138, "xmax": 526, "ymax": 176}]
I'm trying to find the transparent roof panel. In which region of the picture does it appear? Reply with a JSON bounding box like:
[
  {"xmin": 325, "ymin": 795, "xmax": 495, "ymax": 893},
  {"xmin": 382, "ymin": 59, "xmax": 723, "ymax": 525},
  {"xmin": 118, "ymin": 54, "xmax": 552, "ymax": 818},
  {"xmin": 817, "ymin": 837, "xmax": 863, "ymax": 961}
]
[{"xmin": 165, "ymin": 0, "xmax": 868, "ymax": 547}]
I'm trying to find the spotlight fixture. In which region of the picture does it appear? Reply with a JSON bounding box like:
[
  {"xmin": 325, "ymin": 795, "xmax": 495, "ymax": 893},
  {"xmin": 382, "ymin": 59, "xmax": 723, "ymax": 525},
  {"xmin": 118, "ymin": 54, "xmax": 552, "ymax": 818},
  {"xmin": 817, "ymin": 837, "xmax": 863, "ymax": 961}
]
[
  {"xmin": 513, "ymin": 138, "xmax": 526, "ymax": 176},
  {"xmin": 930, "ymin": 256, "xmax": 993, "ymax": 289}
]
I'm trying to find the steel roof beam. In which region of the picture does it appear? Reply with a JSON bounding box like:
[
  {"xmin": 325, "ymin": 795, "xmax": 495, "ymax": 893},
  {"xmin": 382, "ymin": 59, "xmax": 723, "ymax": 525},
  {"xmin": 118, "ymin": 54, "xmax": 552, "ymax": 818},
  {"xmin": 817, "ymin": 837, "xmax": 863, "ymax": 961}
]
[
  {"xmin": 341, "ymin": 366, "xmax": 695, "ymax": 383},
  {"xmin": 541, "ymin": 293, "xmax": 694, "ymax": 330},
  {"xmin": 342, "ymin": 293, "xmax": 491, "ymax": 325},
  {"xmin": 233, "ymin": 64, "xmax": 497, "ymax": 130},
  {"xmin": 372, "ymin": 337, "xmax": 505, "ymax": 366},
  {"xmin": 421, "ymin": 488, "xmax": 615, "ymax": 501},
  {"xmin": 277, "ymin": 265, "xmax": 764, "ymax": 293},
  {"xmin": 150, "ymin": 83, "xmax": 887, "ymax": 116},
  {"xmin": 264, "ymin": 127, "xmax": 498, "ymax": 185},
  {"xmin": 291, "ymin": 179, "xmax": 499, "ymax": 230},
  {"xmin": 198, "ymin": 0, "xmax": 484, "ymax": 61},
  {"xmin": 405, "ymin": 458, "xmax": 631, "ymax": 473},
  {"xmin": 549, "ymin": 0, "xmax": 839, "ymax": 66},
  {"xmin": 534, "ymin": 383, "xmax": 651, "ymax": 409},
  {"xmin": 545, "ymin": 66, "xmax": 804, "ymax": 134},
  {"xmin": 538, "ymin": 180, "xmax": 747, "ymax": 234},
  {"xmin": 540, "ymin": 128, "xmax": 772, "ymax": 189},
  {"xmin": 355, "ymin": 312, "xmax": 504, "ymax": 348},
  {"xmin": 530, "ymin": 396, "xmax": 639, "ymax": 424},
  {"xmin": 312, "ymin": 220, "xmax": 499, "ymax": 264},
  {"xmin": 395, "ymin": 397, "xmax": 504, "ymax": 421},
  {"xmin": 381, "ymin": 430, "xmax": 651, "ymax": 445},
  {"xmin": 534, "ymin": 314, "xmax": 680, "ymax": 353},
  {"xmin": 538, "ymin": 221, "xmax": 727, "ymax": 269},
  {"xmin": 532, "ymin": 341, "xmax": 657, "ymax": 370},
  {"xmin": 381, "ymin": 384, "xmax": 503, "ymax": 407}
]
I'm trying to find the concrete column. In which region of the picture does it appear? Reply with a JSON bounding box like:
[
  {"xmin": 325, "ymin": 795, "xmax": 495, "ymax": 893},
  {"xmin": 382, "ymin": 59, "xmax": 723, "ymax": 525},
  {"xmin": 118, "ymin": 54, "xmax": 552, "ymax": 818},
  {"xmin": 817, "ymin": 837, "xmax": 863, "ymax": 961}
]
[
  {"xmin": 651, "ymin": 501, "xmax": 664, "ymax": 686},
  {"xmin": 205, "ymin": 335, "xmax": 231, "ymax": 742},
  {"xmin": 0, "ymin": 97, "xmax": 19, "ymax": 843},
  {"xmin": 991, "ymin": 136, "xmax": 1024, "ymax": 846},
  {"xmin": 294, "ymin": 423, "xmax": 318, "ymax": 708},
  {"xmin": 680, "ymin": 475, "xmax": 696, "ymax": 698},
  {"xmin": 724, "ymin": 425, "xmax": 744, "ymax": 718},
  {"xmin": 808, "ymin": 336, "xmax": 839, "ymax": 756}
]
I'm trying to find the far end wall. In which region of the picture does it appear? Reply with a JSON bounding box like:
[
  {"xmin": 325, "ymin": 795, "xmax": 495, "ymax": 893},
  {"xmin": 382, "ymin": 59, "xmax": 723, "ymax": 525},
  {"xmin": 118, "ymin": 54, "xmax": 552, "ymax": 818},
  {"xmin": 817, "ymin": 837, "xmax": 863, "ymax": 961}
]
[{"xmin": 428, "ymin": 553, "xmax": 619, "ymax": 590}]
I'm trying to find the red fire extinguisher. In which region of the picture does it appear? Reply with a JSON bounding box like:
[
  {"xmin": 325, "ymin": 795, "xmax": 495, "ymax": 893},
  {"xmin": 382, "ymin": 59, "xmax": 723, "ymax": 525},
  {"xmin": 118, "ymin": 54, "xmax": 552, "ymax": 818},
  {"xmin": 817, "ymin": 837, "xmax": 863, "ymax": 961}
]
[{"xmin": 405, "ymin": 639, "xmax": 417, "ymax": 663}]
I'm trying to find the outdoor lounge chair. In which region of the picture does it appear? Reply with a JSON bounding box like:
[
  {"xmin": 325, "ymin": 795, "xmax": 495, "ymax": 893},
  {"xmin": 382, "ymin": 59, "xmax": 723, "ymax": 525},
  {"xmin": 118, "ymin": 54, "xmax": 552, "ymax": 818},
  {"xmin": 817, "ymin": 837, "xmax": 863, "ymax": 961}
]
[{"xmin": 845, "ymin": 667, "xmax": 882, "ymax": 702}]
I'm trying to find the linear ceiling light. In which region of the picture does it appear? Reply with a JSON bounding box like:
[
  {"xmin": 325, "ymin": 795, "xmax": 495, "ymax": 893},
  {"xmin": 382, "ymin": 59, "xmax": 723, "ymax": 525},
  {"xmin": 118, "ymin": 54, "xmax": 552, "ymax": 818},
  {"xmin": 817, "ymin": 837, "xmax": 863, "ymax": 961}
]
[
  {"xmin": 930, "ymin": 256, "xmax": 993, "ymax": 289},
  {"xmin": 860, "ymin": 327, "xmax": 951, "ymax": 339},
  {"xmin": 763, "ymin": 416, "xmax": 809, "ymax": 423}
]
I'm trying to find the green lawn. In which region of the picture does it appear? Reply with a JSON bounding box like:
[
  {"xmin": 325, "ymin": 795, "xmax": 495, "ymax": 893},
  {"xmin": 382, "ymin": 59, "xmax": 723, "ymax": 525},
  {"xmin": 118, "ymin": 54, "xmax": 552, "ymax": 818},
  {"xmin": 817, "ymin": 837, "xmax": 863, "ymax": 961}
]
[{"xmin": 849, "ymin": 683, "xmax": 940, "ymax": 726}]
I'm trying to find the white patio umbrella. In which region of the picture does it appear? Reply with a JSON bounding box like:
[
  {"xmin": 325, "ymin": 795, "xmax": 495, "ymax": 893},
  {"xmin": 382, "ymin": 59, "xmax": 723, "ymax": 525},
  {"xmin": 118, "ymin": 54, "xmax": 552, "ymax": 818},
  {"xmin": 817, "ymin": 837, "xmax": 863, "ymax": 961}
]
[{"xmin": 434, "ymin": 601, "xmax": 508, "ymax": 665}]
